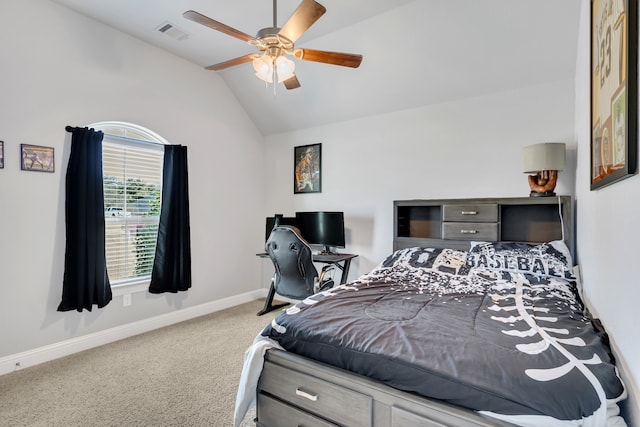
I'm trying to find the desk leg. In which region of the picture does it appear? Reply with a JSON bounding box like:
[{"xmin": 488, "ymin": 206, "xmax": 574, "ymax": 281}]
[
  {"xmin": 257, "ymin": 278, "xmax": 289, "ymax": 316},
  {"xmin": 339, "ymin": 259, "xmax": 352, "ymax": 285}
]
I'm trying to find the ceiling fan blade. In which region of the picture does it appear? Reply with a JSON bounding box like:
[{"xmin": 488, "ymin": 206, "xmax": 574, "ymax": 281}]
[
  {"xmin": 205, "ymin": 54, "xmax": 255, "ymax": 71},
  {"xmin": 278, "ymin": 0, "xmax": 327, "ymax": 43},
  {"xmin": 294, "ymin": 48, "xmax": 363, "ymax": 68},
  {"xmin": 183, "ymin": 10, "xmax": 253, "ymax": 42},
  {"xmin": 283, "ymin": 75, "xmax": 301, "ymax": 90}
]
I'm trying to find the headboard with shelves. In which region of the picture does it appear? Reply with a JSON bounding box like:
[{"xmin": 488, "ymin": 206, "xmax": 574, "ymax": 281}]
[{"xmin": 393, "ymin": 196, "xmax": 574, "ymax": 259}]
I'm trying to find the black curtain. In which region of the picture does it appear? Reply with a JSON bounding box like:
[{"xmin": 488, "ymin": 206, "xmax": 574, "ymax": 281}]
[
  {"xmin": 149, "ymin": 145, "xmax": 192, "ymax": 293},
  {"xmin": 58, "ymin": 127, "xmax": 112, "ymax": 312}
]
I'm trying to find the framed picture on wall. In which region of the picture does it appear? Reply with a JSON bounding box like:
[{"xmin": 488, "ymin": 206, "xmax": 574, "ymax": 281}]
[
  {"xmin": 0, "ymin": 141, "xmax": 4, "ymax": 169},
  {"xmin": 21, "ymin": 144, "xmax": 55, "ymax": 173},
  {"xmin": 294, "ymin": 143, "xmax": 321, "ymax": 194},
  {"xmin": 590, "ymin": 0, "xmax": 638, "ymax": 190}
]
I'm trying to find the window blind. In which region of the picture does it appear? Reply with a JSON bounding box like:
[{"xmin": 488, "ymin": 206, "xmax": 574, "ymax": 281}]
[{"xmin": 102, "ymin": 136, "xmax": 164, "ymax": 285}]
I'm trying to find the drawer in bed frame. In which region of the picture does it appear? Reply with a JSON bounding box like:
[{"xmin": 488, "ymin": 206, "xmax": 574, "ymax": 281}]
[
  {"xmin": 257, "ymin": 393, "xmax": 339, "ymax": 427},
  {"xmin": 442, "ymin": 204, "xmax": 498, "ymax": 222},
  {"xmin": 259, "ymin": 359, "xmax": 372, "ymax": 426},
  {"xmin": 441, "ymin": 203, "xmax": 499, "ymax": 241},
  {"xmin": 256, "ymin": 349, "xmax": 517, "ymax": 427},
  {"xmin": 441, "ymin": 222, "xmax": 498, "ymax": 241}
]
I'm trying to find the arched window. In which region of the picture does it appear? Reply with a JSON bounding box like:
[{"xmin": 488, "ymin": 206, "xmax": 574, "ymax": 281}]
[{"xmin": 91, "ymin": 122, "xmax": 166, "ymax": 288}]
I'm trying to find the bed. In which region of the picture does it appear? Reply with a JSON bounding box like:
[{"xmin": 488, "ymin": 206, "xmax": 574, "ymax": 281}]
[{"xmin": 234, "ymin": 198, "xmax": 627, "ymax": 427}]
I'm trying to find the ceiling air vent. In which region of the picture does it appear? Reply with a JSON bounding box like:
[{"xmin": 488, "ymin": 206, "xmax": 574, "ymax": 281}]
[{"xmin": 155, "ymin": 21, "xmax": 190, "ymax": 41}]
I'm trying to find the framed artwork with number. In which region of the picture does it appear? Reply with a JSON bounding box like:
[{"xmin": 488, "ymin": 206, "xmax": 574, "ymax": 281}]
[
  {"xmin": 294, "ymin": 143, "xmax": 321, "ymax": 194},
  {"xmin": 590, "ymin": 0, "xmax": 637, "ymax": 190}
]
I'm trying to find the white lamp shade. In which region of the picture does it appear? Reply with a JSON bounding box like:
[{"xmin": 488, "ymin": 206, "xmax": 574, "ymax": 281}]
[
  {"xmin": 275, "ymin": 56, "xmax": 295, "ymax": 82},
  {"xmin": 522, "ymin": 143, "xmax": 566, "ymax": 173},
  {"xmin": 253, "ymin": 55, "xmax": 273, "ymax": 83}
]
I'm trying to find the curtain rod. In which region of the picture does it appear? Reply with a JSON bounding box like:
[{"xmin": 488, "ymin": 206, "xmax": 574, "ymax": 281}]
[{"xmin": 65, "ymin": 125, "xmax": 101, "ymax": 133}]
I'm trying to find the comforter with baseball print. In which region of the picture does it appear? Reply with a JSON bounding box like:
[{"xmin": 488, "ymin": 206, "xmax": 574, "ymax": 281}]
[{"xmin": 258, "ymin": 247, "xmax": 627, "ymax": 426}]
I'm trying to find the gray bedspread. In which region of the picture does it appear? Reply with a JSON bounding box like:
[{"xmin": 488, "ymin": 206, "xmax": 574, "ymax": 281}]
[{"xmin": 259, "ymin": 247, "xmax": 627, "ymax": 426}]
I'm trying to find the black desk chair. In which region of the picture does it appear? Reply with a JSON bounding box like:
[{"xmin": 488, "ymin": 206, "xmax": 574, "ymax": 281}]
[{"xmin": 257, "ymin": 225, "xmax": 335, "ymax": 316}]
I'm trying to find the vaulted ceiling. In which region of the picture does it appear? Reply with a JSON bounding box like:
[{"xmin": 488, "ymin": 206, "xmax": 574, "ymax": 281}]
[{"xmin": 50, "ymin": 0, "xmax": 582, "ymax": 135}]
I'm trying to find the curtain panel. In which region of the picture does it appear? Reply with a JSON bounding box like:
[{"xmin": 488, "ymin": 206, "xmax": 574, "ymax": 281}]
[
  {"xmin": 149, "ymin": 145, "xmax": 192, "ymax": 293},
  {"xmin": 58, "ymin": 126, "xmax": 112, "ymax": 312}
]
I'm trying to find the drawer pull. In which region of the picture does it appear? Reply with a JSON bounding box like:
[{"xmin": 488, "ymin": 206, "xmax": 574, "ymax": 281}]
[
  {"xmin": 461, "ymin": 211, "xmax": 478, "ymax": 215},
  {"xmin": 460, "ymin": 229, "xmax": 478, "ymax": 234},
  {"xmin": 295, "ymin": 388, "xmax": 318, "ymax": 402}
]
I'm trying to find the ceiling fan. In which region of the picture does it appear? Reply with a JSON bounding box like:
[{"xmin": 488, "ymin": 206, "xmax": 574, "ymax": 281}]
[{"xmin": 183, "ymin": 0, "xmax": 363, "ymax": 90}]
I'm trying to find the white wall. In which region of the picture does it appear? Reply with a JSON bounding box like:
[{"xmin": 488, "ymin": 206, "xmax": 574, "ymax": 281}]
[
  {"xmin": 2, "ymin": 0, "xmax": 635, "ymax": 422},
  {"xmin": 264, "ymin": 80, "xmax": 577, "ymax": 277},
  {"xmin": 0, "ymin": 0, "xmax": 265, "ymax": 358},
  {"xmin": 573, "ymin": 1, "xmax": 639, "ymax": 423}
]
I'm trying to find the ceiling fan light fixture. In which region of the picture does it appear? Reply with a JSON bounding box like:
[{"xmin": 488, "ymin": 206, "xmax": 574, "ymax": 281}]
[
  {"xmin": 275, "ymin": 55, "xmax": 296, "ymax": 82},
  {"xmin": 253, "ymin": 54, "xmax": 274, "ymax": 83}
]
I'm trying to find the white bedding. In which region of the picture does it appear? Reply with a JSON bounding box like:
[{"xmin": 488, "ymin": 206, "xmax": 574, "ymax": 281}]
[{"xmin": 233, "ymin": 333, "xmax": 281, "ymax": 427}]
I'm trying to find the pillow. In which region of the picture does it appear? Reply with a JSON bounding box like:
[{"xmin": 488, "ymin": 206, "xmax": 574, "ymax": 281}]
[
  {"xmin": 431, "ymin": 248, "xmax": 469, "ymax": 275},
  {"xmin": 463, "ymin": 240, "xmax": 575, "ymax": 279},
  {"xmin": 375, "ymin": 247, "xmax": 468, "ymax": 275}
]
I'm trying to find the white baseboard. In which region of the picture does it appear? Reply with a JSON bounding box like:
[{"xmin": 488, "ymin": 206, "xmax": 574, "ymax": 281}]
[
  {"xmin": 610, "ymin": 338, "xmax": 640, "ymax": 426},
  {"xmin": 0, "ymin": 289, "xmax": 266, "ymax": 377},
  {"xmin": 580, "ymin": 289, "xmax": 639, "ymax": 425}
]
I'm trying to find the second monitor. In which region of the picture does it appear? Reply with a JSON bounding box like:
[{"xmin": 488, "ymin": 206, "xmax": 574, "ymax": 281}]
[
  {"xmin": 265, "ymin": 215, "xmax": 297, "ymax": 242},
  {"xmin": 295, "ymin": 211, "xmax": 345, "ymax": 254}
]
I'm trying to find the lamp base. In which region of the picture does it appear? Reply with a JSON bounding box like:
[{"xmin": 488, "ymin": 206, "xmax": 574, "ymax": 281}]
[{"xmin": 529, "ymin": 191, "xmax": 556, "ymax": 198}]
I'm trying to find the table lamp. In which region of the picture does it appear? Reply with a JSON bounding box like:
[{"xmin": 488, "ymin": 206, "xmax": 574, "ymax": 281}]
[{"xmin": 522, "ymin": 142, "xmax": 565, "ymax": 197}]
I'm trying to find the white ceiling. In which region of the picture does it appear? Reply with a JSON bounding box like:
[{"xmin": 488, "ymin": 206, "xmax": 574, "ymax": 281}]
[{"xmin": 50, "ymin": 0, "xmax": 582, "ymax": 136}]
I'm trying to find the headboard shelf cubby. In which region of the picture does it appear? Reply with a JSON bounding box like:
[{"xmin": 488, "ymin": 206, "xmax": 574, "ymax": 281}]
[{"xmin": 393, "ymin": 196, "xmax": 574, "ymax": 259}]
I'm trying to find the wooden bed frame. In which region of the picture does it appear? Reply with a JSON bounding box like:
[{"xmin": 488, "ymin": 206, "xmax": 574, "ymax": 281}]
[{"xmin": 255, "ymin": 196, "xmax": 573, "ymax": 427}]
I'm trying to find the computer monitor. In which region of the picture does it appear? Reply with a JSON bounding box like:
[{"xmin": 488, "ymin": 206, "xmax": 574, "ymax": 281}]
[
  {"xmin": 295, "ymin": 211, "xmax": 345, "ymax": 254},
  {"xmin": 265, "ymin": 215, "xmax": 297, "ymax": 242}
]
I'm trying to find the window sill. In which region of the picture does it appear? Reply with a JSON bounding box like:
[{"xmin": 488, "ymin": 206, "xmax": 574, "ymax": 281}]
[{"xmin": 111, "ymin": 280, "xmax": 149, "ymax": 296}]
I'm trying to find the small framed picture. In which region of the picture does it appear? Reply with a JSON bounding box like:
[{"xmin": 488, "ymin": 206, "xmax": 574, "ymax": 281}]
[
  {"xmin": 0, "ymin": 141, "xmax": 4, "ymax": 169},
  {"xmin": 294, "ymin": 143, "xmax": 321, "ymax": 194},
  {"xmin": 21, "ymin": 144, "xmax": 55, "ymax": 172}
]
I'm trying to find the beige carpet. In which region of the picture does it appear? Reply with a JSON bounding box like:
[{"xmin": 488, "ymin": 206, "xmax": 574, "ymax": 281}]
[{"xmin": 0, "ymin": 299, "xmax": 284, "ymax": 427}]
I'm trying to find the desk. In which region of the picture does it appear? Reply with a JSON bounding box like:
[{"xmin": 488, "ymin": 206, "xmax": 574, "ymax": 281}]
[
  {"xmin": 311, "ymin": 253, "xmax": 357, "ymax": 285},
  {"xmin": 256, "ymin": 252, "xmax": 358, "ymax": 315},
  {"xmin": 257, "ymin": 252, "xmax": 357, "ymax": 285}
]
